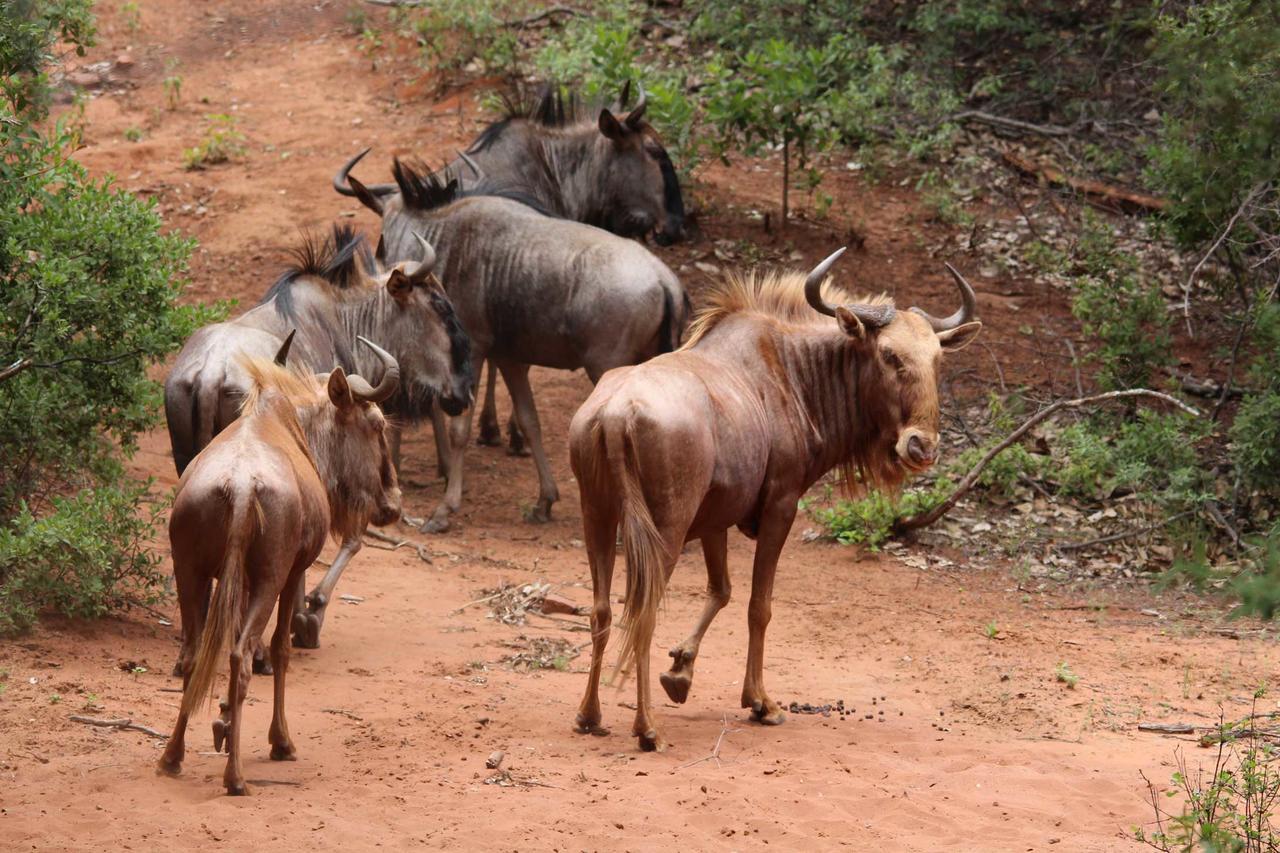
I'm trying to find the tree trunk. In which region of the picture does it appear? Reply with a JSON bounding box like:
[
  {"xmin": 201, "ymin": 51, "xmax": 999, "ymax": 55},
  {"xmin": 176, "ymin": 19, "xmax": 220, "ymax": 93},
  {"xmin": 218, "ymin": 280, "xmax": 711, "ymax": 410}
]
[{"xmin": 781, "ymin": 134, "xmax": 790, "ymax": 226}]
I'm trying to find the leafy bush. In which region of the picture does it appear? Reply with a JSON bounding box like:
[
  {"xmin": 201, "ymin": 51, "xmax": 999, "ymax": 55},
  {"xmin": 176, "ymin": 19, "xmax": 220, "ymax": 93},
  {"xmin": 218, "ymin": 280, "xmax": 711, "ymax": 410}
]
[
  {"xmin": 1148, "ymin": 1, "xmax": 1280, "ymax": 247},
  {"xmin": 0, "ymin": 485, "xmax": 167, "ymax": 634},
  {"xmin": 1231, "ymin": 305, "xmax": 1280, "ymax": 500},
  {"xmin": 405, "ymin": 0, "xmax": 523, "ymax": 83},
  {"xmin": 1137, "ymin": 697, "xmax": 1280, "ymax": 852},
  {"xmin": 1071, "ymin": 262, "xmax": 1170, "ymax": 392},
  {"xmin": 181, "ymin": 113, "xmax": 245, "ymax": 170},
  {"xmin": 534, "ymin": 7, "xmax": 702, "ymax": 175},
  {"xmin": 1, "ymin": 0, "xmax": 213, "ymax": 633},
  {"xmin": 809, "ymin": 480, "xmax": 953, "ymax": 549}
]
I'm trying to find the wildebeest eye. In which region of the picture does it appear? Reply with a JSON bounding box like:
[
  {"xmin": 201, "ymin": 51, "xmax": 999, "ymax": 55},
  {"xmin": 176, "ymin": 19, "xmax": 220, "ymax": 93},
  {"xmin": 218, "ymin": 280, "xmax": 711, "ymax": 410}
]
[{"xmin": 883, "ymin": 351, "xmax": 904, "ymax": 372}]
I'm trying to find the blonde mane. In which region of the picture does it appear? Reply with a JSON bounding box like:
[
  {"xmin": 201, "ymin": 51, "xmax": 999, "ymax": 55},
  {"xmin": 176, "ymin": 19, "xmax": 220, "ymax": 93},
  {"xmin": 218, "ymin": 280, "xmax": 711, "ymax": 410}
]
[
  {"xmin": 681, "ymin": 268, "xmax": 892, "ymax": 350},
  {"xmin": 236, "ymin": 356, "xmax": 324, "ymax": 414}
]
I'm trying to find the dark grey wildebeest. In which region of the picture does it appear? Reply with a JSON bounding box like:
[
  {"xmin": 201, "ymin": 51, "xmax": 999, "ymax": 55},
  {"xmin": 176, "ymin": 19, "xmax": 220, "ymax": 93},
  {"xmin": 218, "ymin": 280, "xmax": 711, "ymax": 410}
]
[
  {"xmin": 334, "ymin": 83, "xmax": 685, "ymax": 452},
  {"xmin": 345, "ymin": 160, "xmax": 688, "ymax": 533},
  {"xmin": 164, "ymin": 225, "xmax": 473, "ymax": 649}
]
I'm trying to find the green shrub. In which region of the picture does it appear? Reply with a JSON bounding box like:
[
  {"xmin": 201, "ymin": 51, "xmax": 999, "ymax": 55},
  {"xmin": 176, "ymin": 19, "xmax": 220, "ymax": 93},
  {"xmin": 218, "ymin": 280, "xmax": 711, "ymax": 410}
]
[
  {"xmin": 810, "ymin": 480, "xmax": 953, "ymax": 549},
  {"xmin": 0, "ymin": 485, "xmax": 167, "ymax": 634},
  {"xmin": 534, "ymin": 7, "xmax": 702, "ymax": 175},
  {"xmin": 1148, "ymin": 1, "xmax": 1280, "ymax": 247},
  {"xmin": 1, "ymin": 0, "xmax": 214, "ymax": 633},
  {"xmin": 1231, "ymin": 304, "xmax": 1280, "ymax": 499},
  {"xmin": 406, "ymin": 0, "xmax": 523, "ymax": 82},
  {"xmin": 181, "ymin": 113, "xmax": 245, "ymax": 169},
  {"xmin": 1071, "ymin": 267, "xmax": 1170, "ymax": 392}
]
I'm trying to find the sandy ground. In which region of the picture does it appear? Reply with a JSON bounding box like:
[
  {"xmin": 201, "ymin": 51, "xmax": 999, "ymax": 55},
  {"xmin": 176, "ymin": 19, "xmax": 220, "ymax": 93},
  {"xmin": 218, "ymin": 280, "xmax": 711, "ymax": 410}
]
[{"xmin": 2, "ymin": 2, "xmax": 1277, "ymax": 850}]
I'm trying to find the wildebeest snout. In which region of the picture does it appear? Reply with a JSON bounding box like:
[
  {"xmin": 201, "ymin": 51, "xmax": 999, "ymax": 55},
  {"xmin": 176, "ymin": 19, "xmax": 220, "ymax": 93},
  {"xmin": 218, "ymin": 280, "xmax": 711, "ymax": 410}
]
[{"xmin": 897, "ymin": 428, "xmax": 937, "ymax": 468}]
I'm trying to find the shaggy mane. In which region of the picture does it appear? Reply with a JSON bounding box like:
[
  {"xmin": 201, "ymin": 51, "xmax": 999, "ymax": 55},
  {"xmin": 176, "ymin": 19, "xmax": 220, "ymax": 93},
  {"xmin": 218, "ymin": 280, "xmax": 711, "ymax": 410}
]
[
  {"xmin": 392, "ymin": 155, "xmax": 558, "ymax": 217},
  {"xmin": 260, "ymin": 224, "xmax": 375, "ymax": 320},
  {"xmin": 236, "ymin": 356, "xmax": 323, "ymax": 415},
  {"xmin": 681, "ymin": 268, "xmax": 890, "ymax": 350}
]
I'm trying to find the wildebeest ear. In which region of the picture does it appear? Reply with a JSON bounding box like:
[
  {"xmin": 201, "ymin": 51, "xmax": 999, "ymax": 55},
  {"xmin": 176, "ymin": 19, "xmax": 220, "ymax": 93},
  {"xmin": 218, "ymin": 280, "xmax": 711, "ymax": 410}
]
[
  {"xmin": 937, "ymin": 321, "xmax": 982, "ymax": 351},
  {"xmin": 835, "ymin": 306, "xmax": 868, "ymax": 341},
  {"xmin": 327, "ymin": 367, "xmax": 354, "ymax": 409},
  {"xmin": 598, "ymin": 109, "xmax": 627, "ymax": 142},
  {"xmin": 386, "ymin": 268, "xmax": 413, "ymax": 304}
]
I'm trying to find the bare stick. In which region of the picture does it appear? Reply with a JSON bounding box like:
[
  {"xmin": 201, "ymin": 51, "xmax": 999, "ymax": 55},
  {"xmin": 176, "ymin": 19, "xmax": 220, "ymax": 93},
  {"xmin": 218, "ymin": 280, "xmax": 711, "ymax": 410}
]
[
  {"xmin": 950, "ymin": 110, "xmax": 1074, "ymax": 138},
  {"xmin": 894, "ymin": 389, "xmax": 1200, "ymax": 534},
  {"xmin": 362, "ymin": 529, "xmax": 433, "ymax": 563},
  {"xmin": 69, "ymin": 715, "xmax": 168, "ymax": 739},
  {"xmin": 678, "ymin": 713, "xmax": 742, "ymax": 769},
  {"xmin": 504, "ymin": 6, "xmax": 580, "ymax": 27},
  {"xmin": 1056, "ymin": 510, "xmax": 1194, "ymax": 552},
  {"xmin": 1183, "ymin": 181, "xmax": 1266, "ymax": 333},
  {"xmin": 0, "ymin": 358, "xmax": 32, "ymax": 384}
]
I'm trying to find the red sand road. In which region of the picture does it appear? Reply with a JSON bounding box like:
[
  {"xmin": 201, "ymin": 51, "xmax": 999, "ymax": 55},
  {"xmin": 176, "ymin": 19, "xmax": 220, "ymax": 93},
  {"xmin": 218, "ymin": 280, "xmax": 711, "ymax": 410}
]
[{"xmin": 1, "ymin": 2, "xmax": 1276, "ymax": 850}]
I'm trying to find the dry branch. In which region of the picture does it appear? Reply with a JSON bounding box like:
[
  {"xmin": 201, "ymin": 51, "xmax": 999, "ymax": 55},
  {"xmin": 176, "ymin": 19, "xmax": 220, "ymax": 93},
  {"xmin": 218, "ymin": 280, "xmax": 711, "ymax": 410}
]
[
  {"xmin": 951, "ymin": 110, "xmax": 1074, "ymax": 138},
  {"xmin": 0, "ymin": 358, "xmax": 32, "ymax": 383},
  {"xmin": 363, "ymin": 528, "xmax": 433, "ymax": 563},
  {"xmin": 894, "ymin": 389, "xmax": 1200, "ymax": 534},
  {"xmin": 69, "ymin": 715, "xmax": 167, "ymax": 738},
  {"xmin": 505, "ymin": 6, "xmax": 580, "ymax": 26},
  {"xmin": 1001, "ymin": 150, "xmax": 1168, "ymax": 214}
]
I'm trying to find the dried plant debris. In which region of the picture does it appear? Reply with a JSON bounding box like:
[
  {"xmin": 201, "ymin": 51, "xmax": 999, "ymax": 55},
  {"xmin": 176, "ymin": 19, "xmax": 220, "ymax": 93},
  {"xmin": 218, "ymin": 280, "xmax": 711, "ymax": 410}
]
[{"xmin": 499, "ymin": 635, "xmax": 584, "ymax": 672}]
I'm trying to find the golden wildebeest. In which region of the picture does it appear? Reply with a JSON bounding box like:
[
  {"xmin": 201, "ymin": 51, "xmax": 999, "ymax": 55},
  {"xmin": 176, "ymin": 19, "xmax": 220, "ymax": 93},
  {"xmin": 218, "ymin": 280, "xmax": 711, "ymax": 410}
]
[
  {"xmin": 157, "ymin": 341, "xmax": 401, "ymax": 795},
  {"xmin": 568, "ymin": 249, "xmax": 982, "ymax": 751}
]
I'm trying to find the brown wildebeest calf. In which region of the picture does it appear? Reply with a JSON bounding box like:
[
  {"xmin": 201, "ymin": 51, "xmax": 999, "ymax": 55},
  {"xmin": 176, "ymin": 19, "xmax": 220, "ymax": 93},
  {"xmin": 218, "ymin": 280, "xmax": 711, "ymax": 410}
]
[
  {"xmin": 568, "ymin": 248, "xmax": 982, "ymax": 751},
  {"xmin": 157, "ymin": 340, "xmax": 401, "ymax": 794}
]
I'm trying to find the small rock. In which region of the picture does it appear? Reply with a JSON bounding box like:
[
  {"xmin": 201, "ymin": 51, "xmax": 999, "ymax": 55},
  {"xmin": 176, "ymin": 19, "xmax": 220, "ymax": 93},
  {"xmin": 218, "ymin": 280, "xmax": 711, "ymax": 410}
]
[{"xmin": 115, "ymin": 53, "xmax": 135, "ymax": 69}]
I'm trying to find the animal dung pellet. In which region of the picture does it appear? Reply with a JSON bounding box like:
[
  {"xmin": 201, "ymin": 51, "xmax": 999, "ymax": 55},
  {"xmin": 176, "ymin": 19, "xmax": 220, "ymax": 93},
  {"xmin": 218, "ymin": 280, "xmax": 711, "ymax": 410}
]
[{"xmin": 485, "ymin": 750, "xmax": 505, "ymax": 769}]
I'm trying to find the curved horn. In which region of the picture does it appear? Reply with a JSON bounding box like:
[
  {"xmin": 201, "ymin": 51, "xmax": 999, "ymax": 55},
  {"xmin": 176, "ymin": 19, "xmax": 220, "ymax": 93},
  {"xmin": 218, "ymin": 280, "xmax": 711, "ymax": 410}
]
[
  {"xmin": 618, "ymin": 79, "xmax": 633, "ymax": 112},
  {"xmin": 333, "ymin": 148, "xmax": 399, "ymax": 199},
  {"xmin": 909, "ymin": 263, "xmax": 977, "ymax": 333},
  {"xmin": 413, "ymin": 232, "xmax": 437, "ymax": 273},
  {"xmin": 625, "ymin": 82, "xmax": 648, "ymax": 128},
  {"xmin": 803, "ymin": 247, "xmax": 848, "ymax": 318},
  {"xmin": 457, "ymin": 150, "xmax": 484, "ymax": 182},
  {"xmin": 348, "ymin": 336, "xmax": 400, "ymax": 404},
  {"xmin": 273, "ymin": 329, "xmax": 297, "ymax": 366}
]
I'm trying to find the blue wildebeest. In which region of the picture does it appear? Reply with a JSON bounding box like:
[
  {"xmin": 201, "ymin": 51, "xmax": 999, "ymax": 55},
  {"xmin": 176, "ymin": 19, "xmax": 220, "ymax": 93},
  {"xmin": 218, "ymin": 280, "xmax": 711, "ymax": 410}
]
[
  {"xmin": 164, "ymin": 225, "xmax": 472, "ymax": 649},
  {"xmin": 334, "ymin": 83, "xmax": 685, "ymax": 452},
  {"xmin": 568, "ymin": 250, "xmax": 982, "ymax": 751},
  {"xmin": 346, "ymin": 159, "xmax": 688, "ymax": 533},
  {"xmin": 158, "ymin": 345, "xmax": 401, "ymax": 795}
]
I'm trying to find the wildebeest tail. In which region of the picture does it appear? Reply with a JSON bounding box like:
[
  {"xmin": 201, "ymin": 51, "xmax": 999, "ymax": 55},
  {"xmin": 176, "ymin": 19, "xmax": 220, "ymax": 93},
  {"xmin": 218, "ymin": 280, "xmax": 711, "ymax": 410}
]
[
  {"xmin": 658, "ymin": 284, "xmax": 689, "ymax": 354},
  {"xmin": 179, "ymin": 486, "xmax": 254, "ymax": 718},
  {"xmin": 164, "ymin": 377, "xmax": 195, "ymax": 476},
  {"xmin": 608, "ymin": 412, "xmax": 669, "ymax": 681},
  {"xmin": 193, "ymin": 376, "xmax": 222, "ymax": 465}
]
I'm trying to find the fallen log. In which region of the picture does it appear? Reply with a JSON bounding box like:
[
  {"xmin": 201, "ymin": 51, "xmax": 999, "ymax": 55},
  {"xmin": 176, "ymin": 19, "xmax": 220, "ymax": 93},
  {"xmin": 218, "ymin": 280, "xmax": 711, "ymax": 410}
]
[{"xmin": 1001, "ymin": 150, "xmax": 1168, "ymax": 214}]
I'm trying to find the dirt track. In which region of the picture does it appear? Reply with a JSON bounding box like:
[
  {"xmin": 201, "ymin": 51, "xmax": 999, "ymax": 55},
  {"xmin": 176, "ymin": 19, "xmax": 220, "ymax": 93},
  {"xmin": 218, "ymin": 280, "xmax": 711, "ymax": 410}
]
[{"xmin": 2, "ymin": 3, "xmax": 1277, "ymax": 850}]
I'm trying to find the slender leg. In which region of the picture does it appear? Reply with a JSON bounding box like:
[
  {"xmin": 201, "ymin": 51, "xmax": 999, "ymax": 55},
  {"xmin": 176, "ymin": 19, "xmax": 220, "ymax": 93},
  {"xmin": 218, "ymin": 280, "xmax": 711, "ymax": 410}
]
[
  {"xmin": 291, "ymin": 534, "xmax": 362, "ymax": 649},
  {"xmin": 388, "ymin": 424, "xmax": 403, "ymax": 475},
  {"xmin": 476, "ymin": 360, "xmax": 502, "ymax": 447},
  {"xmin": 422, "ymin": 404, "xmax": 473, "ymax": 534},
  {"xmin": 494, "ymin": 359, "xmax": 558, "ymax": 523},
  {"xmin": 171, "ymin": 576, "xmax": 211, "ymax": 678},
  {"xmin": 574, "ymin": 505, "xmax": 618, "ymax": 736},
  {"xmin": 222, "ymin": 590, "xmax": 278, "ymax": 796},
  {"xmin": 269, "ymin": 569, "xmax": 305, "ymax": 762},
  {"xmin": 740, "ymin": 502, "xmax": 798, "ymax": 726},
  {"xmin": 157, "ymin": 570, "xmax": 209, "ymax": 776},
  {"xmin": 660, "ymin": 530, "xmax": 731, "ymax": 704},
  {"xmin": 632, "ymin": 533, "xmax": 682, "ymax": 753},
  {"xmin": 430, "ymin": 398, "xmax": 452, "ymax": 481}
]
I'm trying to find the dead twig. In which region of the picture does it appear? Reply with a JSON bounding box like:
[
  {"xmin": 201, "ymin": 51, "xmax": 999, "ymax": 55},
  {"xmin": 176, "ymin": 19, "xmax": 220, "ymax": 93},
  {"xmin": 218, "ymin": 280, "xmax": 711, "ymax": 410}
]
[
  {"xmin": 678, "ymin": 713, "xmax": 742, "ymax": 770},
  {"xmin": 1000, "ymin": 150, "xmax": 1168, "ymax": 214},
  {"xmin": 894, "ymin": 389, "xmax": 1200, "ymax": 534},
  {"xmin": 1183, "ymin": 181, "xmax": 1267, "ymax": 333},
  {"xmin": 362, "ymin": 529, "xmax": 433, "ymax": 564},
  {"xmin": 69, "ymin": 715, "xmax": 167, "ymax": 739},
  {"xmin": 504, "ymin": 6, "xmax": 580, "ymax": 26},
  {"xmin": 320, "ymin": 707, "xmax": 364, "ymax": 722},
  {"xmin": 1056, "ymin": 510, "xmax": 1195, "ymax": 552},
  {"xmin": 951, "ymin": 110, "xmax": 1074, "ymax": 138},
  {"xmin": 1138, "ymin": 722, "xmax": 1196, "ymax": 735},
  {"xmin": 0, "ymin": 358, "xmax": 32, "ymax": 384}
]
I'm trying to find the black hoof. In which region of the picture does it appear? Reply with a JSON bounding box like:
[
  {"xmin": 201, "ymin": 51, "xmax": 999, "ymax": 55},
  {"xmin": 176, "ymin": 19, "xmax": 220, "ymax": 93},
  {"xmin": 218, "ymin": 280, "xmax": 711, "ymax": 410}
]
[
  {"xmin": 660, "ymin": 670, "xmax": 692, "ymax": 704},
  {"xmin": 291, "ymin": 610, "xmax": 321, "ymax": 649}
]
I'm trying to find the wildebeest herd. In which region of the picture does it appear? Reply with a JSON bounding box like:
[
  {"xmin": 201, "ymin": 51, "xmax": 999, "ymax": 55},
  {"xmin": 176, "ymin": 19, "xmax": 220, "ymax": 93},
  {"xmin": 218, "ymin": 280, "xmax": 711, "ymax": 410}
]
[{"xmin": 156, "ymin": 85, "xmax": 981, "ymax": 793}]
